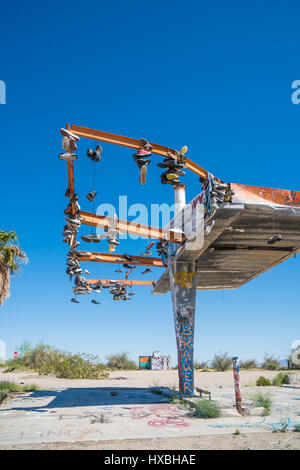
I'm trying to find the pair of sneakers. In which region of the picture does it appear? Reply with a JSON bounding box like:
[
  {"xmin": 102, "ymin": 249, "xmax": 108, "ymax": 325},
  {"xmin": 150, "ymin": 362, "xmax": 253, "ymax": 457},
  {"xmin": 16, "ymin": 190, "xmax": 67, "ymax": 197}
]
[
  {"xmin": 87, "ymin": 145, "xmax": 103, "ymax": 162},
  {"xmin": 58, "ymin": 128, "xmax": 80, "ymax": 161},
  {"xmin": 133, "ymin": 138, "xmax": 153, "ymax": 185}
]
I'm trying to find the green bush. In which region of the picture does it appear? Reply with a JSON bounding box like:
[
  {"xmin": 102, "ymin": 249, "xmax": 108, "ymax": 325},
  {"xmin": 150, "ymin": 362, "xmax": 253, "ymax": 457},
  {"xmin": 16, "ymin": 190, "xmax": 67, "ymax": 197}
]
[
  {"xmin": 106, "ymin": 352, "xmax": 137, "ymax": 370},
  {"xmin": 4, "ymin": 342, "xmax": 110, "ymax": 380},
  {"xmin": 262, "ymin": 355, "xmax": 281, "ymax": 371},
  {"xmin": 272, "ymin": 372, "xmax": 289, "ymax": 386},
  {"xmin": 39, "ymin": 352, "xmax": 109, "ymax": 379},
  {"xmin": 240, "ymin": 359, "xmax": 258, "ymax": 369},
  {"xmin": 211, "ymin": 352, "xmax": 232, "ymax": 371},
  {"xmin": 0, "ymin": 381, "xmax": 38, "ymax": 392},
  {"xmin": 256, "ymin": 376, "xmax": 272, "ymax": 386},
  {"xmin": 192, "ymin": 399, "xmax": 221, "ymax": 418},
  {"xmin": 293, "ymin": 424, "xmax": 300, "ymax": 432},
  {"xmin": 249, "ymin": 390, "xmax": 273, "ymax": 415}
]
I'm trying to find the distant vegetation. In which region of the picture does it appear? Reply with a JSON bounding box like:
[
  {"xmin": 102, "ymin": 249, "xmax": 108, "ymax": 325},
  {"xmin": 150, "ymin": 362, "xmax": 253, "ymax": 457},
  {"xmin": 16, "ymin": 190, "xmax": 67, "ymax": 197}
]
[
  {"xmin": 211, "ymin": 351, "xmax": 232, "ymax": 371},
  {"xmin": 3, "ymin": 341, "xmax": 109, "ymax": 379},
  {"xmin": 262, "ymin": 355, "xmax": 281, "ymax": 371},
  {"xmin": 106, "ymin": 352, "xmax": 138, "ymax": 370},
  {"xmin": 194, "ymin": 360, "xmax": 210, "ymax": 370},
  {"xmin": 240, "ymin": 359, "xmax": 258, "ymax": 369}
]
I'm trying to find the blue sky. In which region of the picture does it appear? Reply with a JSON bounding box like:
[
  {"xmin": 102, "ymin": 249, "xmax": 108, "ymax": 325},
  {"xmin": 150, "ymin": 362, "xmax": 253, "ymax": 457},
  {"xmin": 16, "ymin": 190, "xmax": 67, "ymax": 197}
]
[{"xmin": 0, "ymin": 0, "xmax": 300, "ymax": 364}]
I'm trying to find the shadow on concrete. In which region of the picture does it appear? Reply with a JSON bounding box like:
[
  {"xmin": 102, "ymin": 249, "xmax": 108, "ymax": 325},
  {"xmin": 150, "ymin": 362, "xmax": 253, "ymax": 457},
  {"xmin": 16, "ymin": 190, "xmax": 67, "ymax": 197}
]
[{"xmin": 5, "ymin": 387, "xmax": 170, "ymax": 412}]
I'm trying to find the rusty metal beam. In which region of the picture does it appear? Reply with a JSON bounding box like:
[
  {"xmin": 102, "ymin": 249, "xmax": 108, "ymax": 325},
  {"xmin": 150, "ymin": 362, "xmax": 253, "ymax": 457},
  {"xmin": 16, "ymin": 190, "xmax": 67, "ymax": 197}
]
[
  {"xmin": 76, "ymin": 251, "xmax": 165, "ymax": 267},
  {"xmin": 231, "ymin": 183, "xmax": 300, "ymax": 208},
  {"xmin": 86, "ymin": 279, "xmax": 156, "ymax": 286},
  {"xmin": 79, "ymin": 210, "xmax": 185, "ymax": 243},
  {"xmin": 69, "ymin": 124, "xmax": 208, "ymax": 179}
]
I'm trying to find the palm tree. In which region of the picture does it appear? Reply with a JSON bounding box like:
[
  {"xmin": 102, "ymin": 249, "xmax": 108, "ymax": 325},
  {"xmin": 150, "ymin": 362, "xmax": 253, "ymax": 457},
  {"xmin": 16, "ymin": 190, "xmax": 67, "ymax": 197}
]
[{"xmin": 0, "ymin": 230, "xmax": 28, "ymax": 306}]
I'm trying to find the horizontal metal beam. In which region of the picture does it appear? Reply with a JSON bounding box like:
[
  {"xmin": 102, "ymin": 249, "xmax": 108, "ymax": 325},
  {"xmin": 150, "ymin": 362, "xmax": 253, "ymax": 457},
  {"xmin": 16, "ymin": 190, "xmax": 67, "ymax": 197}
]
[
  {"xmin": 76, "ymin": 251, "xmax": 165, "ymax": 267},
  {"xmin": 79, "ymin": 211, "xmax": 185, "ymax": 243},
  {"xmin": 69, "ymin": 124, "xmax": 208, "ymax": 178},
  {"xmin": 86, "ymin": 279, "xmax": 156, "ymax": 286}
]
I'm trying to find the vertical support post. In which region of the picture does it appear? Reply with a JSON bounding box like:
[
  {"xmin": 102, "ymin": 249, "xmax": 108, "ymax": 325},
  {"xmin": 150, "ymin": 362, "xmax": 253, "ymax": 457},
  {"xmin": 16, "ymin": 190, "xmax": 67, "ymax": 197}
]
[
  {"xmin": 174, "ymin": 184, "xmax": 186, "ymax": 215},
  {"xmin": 168, "ymin": 257, "xmax": 196, "ymax": 396},
  {"xmin": 232, "ymin": 356, "xmax": 243, "ymax": 414}
]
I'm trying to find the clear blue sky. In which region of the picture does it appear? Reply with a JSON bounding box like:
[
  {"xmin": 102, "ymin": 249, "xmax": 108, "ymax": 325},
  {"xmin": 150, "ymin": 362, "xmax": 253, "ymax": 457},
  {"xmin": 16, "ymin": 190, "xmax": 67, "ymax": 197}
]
[{"xmin": 1, "ymin": 0, "xmax": 300, "ymax": 364}]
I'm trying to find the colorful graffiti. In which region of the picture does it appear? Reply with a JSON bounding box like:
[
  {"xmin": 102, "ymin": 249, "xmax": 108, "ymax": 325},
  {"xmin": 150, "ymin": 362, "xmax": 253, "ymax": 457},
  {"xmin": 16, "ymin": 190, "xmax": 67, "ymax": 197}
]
[
  {"xmin": 139, "ymin": 352, "xmax": 171, "ymax": 370},
  {"xmin": 168, "ymin": 258, "xmax": 196, "ymax": 396},
  {"xmin": 139, "ymin": 356, "xmax": 151, "ymax": 370},
  {"xmin": 232, "ymin": 356, "xmax": 242, "ymax": 414},
  {"xmin": 130, "ymin": 404, "xmax": 190, "ymax": 429}
]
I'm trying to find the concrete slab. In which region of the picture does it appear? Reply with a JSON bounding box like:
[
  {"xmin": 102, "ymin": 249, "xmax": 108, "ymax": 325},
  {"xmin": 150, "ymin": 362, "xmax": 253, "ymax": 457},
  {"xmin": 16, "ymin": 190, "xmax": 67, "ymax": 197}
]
[{"xmin": 0, "ymin": 381, "xmax": 299, "ymax": 446}]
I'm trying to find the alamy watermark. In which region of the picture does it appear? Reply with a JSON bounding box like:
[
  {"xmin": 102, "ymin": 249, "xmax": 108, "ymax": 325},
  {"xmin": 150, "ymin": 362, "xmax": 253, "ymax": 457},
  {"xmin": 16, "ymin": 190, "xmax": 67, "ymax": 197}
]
[
  {"xmin": 0, "ymin": 80, "xmax": 6, "ymax": 104},
  {"xmin": 94, "ymin": 196, "xmax": 204, "ymax": 249}
]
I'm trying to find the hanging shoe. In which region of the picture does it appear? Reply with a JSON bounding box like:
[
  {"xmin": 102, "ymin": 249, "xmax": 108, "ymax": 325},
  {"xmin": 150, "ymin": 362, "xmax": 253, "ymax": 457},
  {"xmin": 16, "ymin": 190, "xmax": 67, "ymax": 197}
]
[
  {"xmin": 81, "ymin": 234, "xmax": 101, "ymax": 243},
  {"xmin": 58, "ymin": 152, "xmax": 78, "ymax": 162},
  {"xmin": 141, "ymin": 268, "xmax": 152, "ymax": 274},
  {"xmin": 91, "ymin": 299, "xmax": 100, "ymax": 305},
  {"xmin": 123, "ymin": 264, "xmax": 134, "ymax": 269},
  {"xmin": 86, "ymin": 190, "xmax": 97, "ymax": 202},
  {"xmin": 87, "ymin": 145, "xmax": 103, "ymax": 162},
  {"xmin": 71, "ymin": 298, "xmax": 79, "ymax": 303},
  {"xmin": 267, "ymin": 234, "xmax": 282, "ymax": 245}
]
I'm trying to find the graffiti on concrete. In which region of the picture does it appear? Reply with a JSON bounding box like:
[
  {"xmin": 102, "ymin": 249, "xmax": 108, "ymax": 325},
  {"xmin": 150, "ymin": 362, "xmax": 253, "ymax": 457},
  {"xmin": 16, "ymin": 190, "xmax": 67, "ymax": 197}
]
[{"xmin": 130, "ymin": 404, "xmax": 190, "ymax": 429}]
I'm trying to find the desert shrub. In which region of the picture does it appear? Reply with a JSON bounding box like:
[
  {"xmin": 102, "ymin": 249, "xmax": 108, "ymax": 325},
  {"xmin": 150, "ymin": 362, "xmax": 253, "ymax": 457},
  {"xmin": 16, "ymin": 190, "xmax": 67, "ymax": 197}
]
[
  {"xmin": 240, "ymin": 359, "xmax": 258, "ymax": 369},
  {"xmin": 106, "ymin": 352, "xmax": 137, "ymax": 370},
  {"xmin": 273, "ymin": 418, "xmax": 289, "ymax": 433},
  {"xmin": 249, "ymin": 390, "xmax": 273, "ymax": 415},
  {"xmin": 3, "ymin": 359, "xmax": 26, "ymax": 372},
  {"xmin": 293, "ymin": 424, "xmax": 300, "ymax": 432},
  {"xmin": 192, "ymin": 399, "xmax": 221, "ymax": 419},
  {"xmin": 39, "ymin": 352, "xmax": 109, "ymax": 379},
  {"xmin": 272, "ymin": 372, "xmax": 289, "ymax": 386},
  {"xmin": 5, "ymin": 342, "xmax": 109, "ymax": 380},
  {"xmin": 194, "ymin": 360, "xmax": 209, "ymax": 370},
  {"xmin": 262, "ymin": 355, "xmax": 281, "ymax": 371},
  {"xmin": 256, "ymin": 376, "xmax": 272, "ymax": 386},
  {"xmin": 0, "ymin": 381, "xmax": 38, "ymax": 392},
  {"xmin": 211, "ymin": 351, "xmax": 232, "ymax": 371}
]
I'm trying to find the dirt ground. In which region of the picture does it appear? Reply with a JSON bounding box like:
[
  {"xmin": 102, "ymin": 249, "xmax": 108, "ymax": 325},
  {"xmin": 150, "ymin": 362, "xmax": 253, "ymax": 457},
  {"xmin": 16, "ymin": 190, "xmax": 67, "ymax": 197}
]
[
  {"xmin": 0, "ymin": 368, "xmax": 299, "ymax": 450},
  {"xmin": 1, "ymin": 432, "xmax": 300, "ymax": 450},
  {"xmin": 0, "ymin": 367, "xmax": 294, "ymax": 390}
]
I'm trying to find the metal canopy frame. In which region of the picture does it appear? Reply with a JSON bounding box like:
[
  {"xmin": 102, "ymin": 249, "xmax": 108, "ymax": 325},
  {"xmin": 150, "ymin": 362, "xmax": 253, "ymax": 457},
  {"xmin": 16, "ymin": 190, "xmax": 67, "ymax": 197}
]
[{"xmin": 63, "ymin": 123, "xmax": 204, "ymax": 286}]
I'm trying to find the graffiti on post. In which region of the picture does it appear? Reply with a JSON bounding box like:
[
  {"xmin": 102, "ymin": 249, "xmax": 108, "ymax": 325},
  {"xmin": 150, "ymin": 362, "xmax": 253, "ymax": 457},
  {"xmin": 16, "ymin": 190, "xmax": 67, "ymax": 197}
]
[
  {"xmin": 168, "ymin": 258, "xmax": 196, "ymax": 396},
  {"xmin": 182, "ymin": 324, "xmax": 194, "ymax": 395},
  {"xmin": 232, "ymin": 356, "xmax": 242, "ymax": 414}
]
